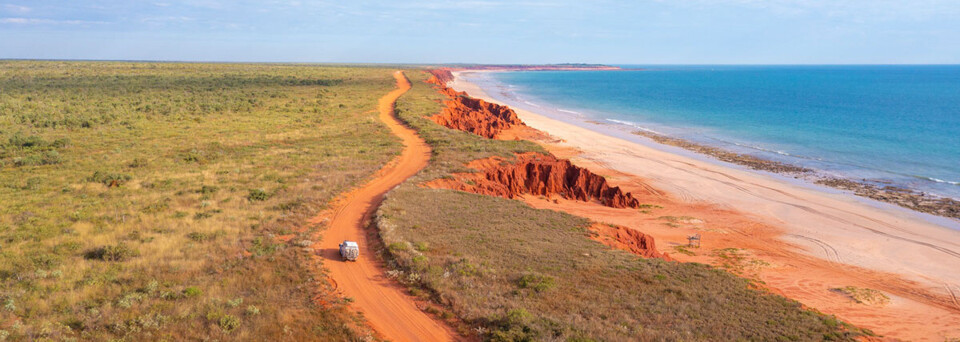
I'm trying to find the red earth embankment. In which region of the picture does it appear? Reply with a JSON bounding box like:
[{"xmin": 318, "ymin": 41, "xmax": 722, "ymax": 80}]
[
  {"xmin": 431, "ymin": 153, "xmax": 642, "ymax": 209},
  {"xmin": 588, "ymin": 223, "xmax": 673, "ymax": 260},
  {"xmin": 425, "ymin": 153, "xmax": 669, "ymax": 260},
  {"xmin": 427, "ymin": 69, "xmax": 524, "ymax": 139},
  {"xmin": 427, "ymin": 68, "xmax": 455, "ymax": 85}
]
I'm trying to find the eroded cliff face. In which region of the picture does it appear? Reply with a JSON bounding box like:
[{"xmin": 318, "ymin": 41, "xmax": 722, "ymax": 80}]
[
  {"xmin": 426, "ymin": 69, "xmax": 524, "ymax": 139},
  {"xmin": 426, "ymin": 68, "xmax": 455, "ymax": 85},
  {"xmin": 589, "ymin": 224, "xmax": 673, "ymax": 260},
  {"xmin": 432, "ymin": 153, "xmax": 642, "ymax": 209}
]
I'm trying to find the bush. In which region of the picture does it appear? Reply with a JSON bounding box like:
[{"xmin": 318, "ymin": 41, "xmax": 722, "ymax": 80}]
[
  {"xmin": 21, "ymin": 177, "xmax": 43, "ymax": 190},
  {"xmin": 488, "ymin": 308, "xmax": 538, "ymax": 342},
  {"xmin": 182, "ymin": 286, "xmax": 202, "ymax": 298},
  {"xmin": 388, "ymin": 242, "xmax": 409, "ymax": 253},
  {"xmin": 247, "ymin": 188, "xmax": 271, "ymax": 201},
  {"xmin": 84, "ymin": 244, "xmax": 139, "ymax": 261},
  {"xmin": 197, "ymin": 185, "xmax": 219, "ymax": 195},
  {"xmin": 128, "ymin": 158, "xmax": 148, "ymax": 168},
  {"xmin": 218, "ymin": 315, "xmax": 241, "ymax": 332},
  {"xmin": 187, "ymin": 231, "xmax": 222, "ymax": 242},
  {"xmin": 141, "ymin": 198, "xmax": 171, "ymax": 214},
  {"xmin": 87, "ymin": 171, "xmax": 132, "ymax": 187},
  {"xmin": 12, "ymin": 151, "xmax": 62, "ymax": 166},
  {"xmin": 182, "ymin": 150, "xmax": 206, "ymax": 163},
  {"xmin": 517, "ymin": 274, "xmax": 556, "ymax": 293},
  {"xmin": 8, "ymin": 134, "xmax": 47, "ymax": 149}
]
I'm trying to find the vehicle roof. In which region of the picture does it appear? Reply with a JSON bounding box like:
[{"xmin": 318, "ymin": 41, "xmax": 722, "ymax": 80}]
[{"xmin": 342, "ymin": 241, "xmax": 359, "ymax": 247}]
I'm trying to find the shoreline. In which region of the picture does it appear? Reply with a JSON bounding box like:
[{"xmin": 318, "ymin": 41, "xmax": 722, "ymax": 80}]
[
  {"xmin": 633, "ymin": 130, "xmax": 960, "ymax": 220},
  {"xmin": 459, "ymin": 69, "xmax": 960, "ymax": 228},
  {"xmin": 457, "ymin": 68, "xmax": 960, "ymax": 220},
  {"xmin": 448, "ymin": 70, "xmax": 960, "ymax": 340},
  {"xmin": 463, "ymin": 69, "xmax": 960, "ymax": 221}
]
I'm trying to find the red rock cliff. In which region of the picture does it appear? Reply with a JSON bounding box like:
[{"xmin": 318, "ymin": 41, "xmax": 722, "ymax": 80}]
[
  {"xmin": 589, "ymin": 223, "xmax": 672, "ymax": 260},
  {"xmin": 436, "ymin": 153, "xmax": 642, "ymax": 209},
  {"xmin": 427, "ymin": 69, "xmax": 455, "ymax": 85},
  {"xmin": 426, "ymin": 69, "xmax": 524, "ymax": 139}
]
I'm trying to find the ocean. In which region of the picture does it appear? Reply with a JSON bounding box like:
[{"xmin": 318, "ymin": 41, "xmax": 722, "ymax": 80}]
[{"xmin": 463, "ymin": 65, "xmax": 960, "ymax": 200}]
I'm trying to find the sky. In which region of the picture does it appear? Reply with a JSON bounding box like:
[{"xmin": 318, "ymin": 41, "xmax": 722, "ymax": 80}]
[{"xmin": 1, "ymin": 1, "xmax": 959, "ymax": 64}]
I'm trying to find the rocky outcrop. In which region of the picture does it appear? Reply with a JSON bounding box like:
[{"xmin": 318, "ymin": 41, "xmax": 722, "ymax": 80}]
[
  {"xmin": 426, "ymin": 69, "xmax": 524, "ymax": 139},
  {"xmin": 437, "ymin": 153, "xmax": 642, "ymax": 209},
  {"xmin": 589, "ymin": 223, "xmax": 672, "ymax": 260},
  {"xmin": 426, "ymin": 69, "xmax": 455, "ymax": 86}
]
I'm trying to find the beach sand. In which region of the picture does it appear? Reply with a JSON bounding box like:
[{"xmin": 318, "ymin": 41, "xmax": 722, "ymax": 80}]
[{"xmin": 450, "ymin": 71, "xmax": 960, "ymax": 341}]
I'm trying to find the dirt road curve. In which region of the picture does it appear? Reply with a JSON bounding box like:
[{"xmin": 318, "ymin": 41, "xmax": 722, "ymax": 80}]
[{"xmin": 317, "ymin": 71, "xmax": 456, "ymax": 341}]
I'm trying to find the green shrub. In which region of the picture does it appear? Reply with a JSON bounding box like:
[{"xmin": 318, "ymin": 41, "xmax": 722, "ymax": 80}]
[
  {"xmin": 22, "ymin": 177, "xmax": 43, "ymax": 190},
  {"xmin": 128, "ymin": 158, "xmax": 149, "ymax": 168},
  {"xmin": 182, "ymin": 286, "xmax": 202, "ymax": 298},
  {"xmin": 248, "ymin": 237, "xmax": 281, "ymax": 256},
  {"xmin": 182, "ymin": 150, "xmax": 205, "ymax": 163},
  {"xmin": 12, "ymin": 151, "xmax": 62, "ymax": 166},
  {"xmin": 87, "ymin": 171, "xmax": 132, "ymax": 187},
  {"xmin": 388, "ymin": 242, "xmax": 409, "ymax": 253},
  {"xmin": 218, "ymin": 315, "xmax": 241, "ymax": 332},
  {"xmin": 517, "ymin": 274, "xmax": 556, "ymax": 293},
  {"xmin": 227, "ymin": 298, "xmax": 244, "ymax": 307},
  {"xmin": 245, "ymin": 305, "xmax": 261, "ymax": 316},
  {"xmin": 8, "ymin": 134, "xmax": 47, "ymax": 149},
  {"xmin": 197, "ymin": 185, "xmax": 219, "ymax": 195},
  {"xmin": 186, "ymin": 231, "xmax": 222, "ymax": 242},
  {"xmin": 488, "ymin": 308, "xmax": 538, "ymax": 342},
  {"xmin": 84, "ymin": 244, "xmax": 139, "ymax": 261},
  {"xmin": 247, "ymin": 188, "xmax": 270, "ymax": 201},
  {"xmin": 275, "ymin": 199, "xmax": 303, "ymax": 211},
  {"xmin": 141, "ymin": 198, "xmax": 171, "ymax": 214}
]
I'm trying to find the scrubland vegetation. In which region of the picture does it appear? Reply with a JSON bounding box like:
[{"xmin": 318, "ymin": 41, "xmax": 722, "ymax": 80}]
[
  {"xmin": 0, "ymin": 61, "xmax": 869, "ymax": 341},
  {"xmin": 0, "ymin": 61, "xmax": 402, "ymax": 340},
  {"xmin": 375, "ymin": 71, "xmax": 868, "ymax": 341}
]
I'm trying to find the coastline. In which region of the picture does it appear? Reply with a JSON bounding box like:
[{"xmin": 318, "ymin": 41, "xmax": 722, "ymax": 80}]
[
  {"xmin": 448, "ymin": 70, "xmax": 960, "ymax": 340},
  {"xmin": 465, "ymin": 69, "xmax": 960, "ymax": 220}
]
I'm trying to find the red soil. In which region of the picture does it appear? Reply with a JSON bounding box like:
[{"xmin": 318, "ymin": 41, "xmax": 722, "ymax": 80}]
[
  {"xmin": 427, "ymin": 70, "xmax": 525, "ymax": 139},
  {"xmin": 428, "ymin": 153, "xmax": 643, "ymax": 209},
  {"xmin": 311, "ymin": 71, "xmax": 458, "ymax": 341},
  {"xmin": 588, "ymin": 223, "xmax": 673, "ymax": 260},
  {"xmin": 427, "ymin": 68, "xmax": 455, "ymax": 85}
]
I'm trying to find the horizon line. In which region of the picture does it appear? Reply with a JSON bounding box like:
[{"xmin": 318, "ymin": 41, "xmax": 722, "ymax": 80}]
[{"xmin": 2, "ymin": 58, "xmax": 960, "ymax": 66}]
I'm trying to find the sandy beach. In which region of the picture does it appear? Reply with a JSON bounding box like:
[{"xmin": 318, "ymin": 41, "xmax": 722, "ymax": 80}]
[{"xmin": 450, "ymin": 71, "xmax": 960, "ymax": 340}]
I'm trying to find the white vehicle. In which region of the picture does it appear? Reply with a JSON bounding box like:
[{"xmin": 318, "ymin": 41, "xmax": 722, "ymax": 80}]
[{"xmin": 339, "ymin": 241, "xmax": 359, "ymax": 261}]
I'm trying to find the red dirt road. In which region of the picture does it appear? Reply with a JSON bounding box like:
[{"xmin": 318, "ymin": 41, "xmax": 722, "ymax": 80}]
[{"xmin": 315, "ymin": 71, "xmax": 456, "ymax": 341}]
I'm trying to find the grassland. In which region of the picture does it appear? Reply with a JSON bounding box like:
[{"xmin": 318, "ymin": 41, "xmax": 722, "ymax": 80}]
[
  {"xmin": 375, "ymin": 70, "xmax": 867, "ymax": 341},
  {"xmin": 0, "ymin": 61, "xmax": 405, "ymax": 340}
]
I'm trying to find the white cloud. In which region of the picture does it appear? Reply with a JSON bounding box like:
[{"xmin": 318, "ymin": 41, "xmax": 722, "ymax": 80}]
[
  {"xmin": 659, "ymin": 0, "xmax": 960, "ymax": 21},
  {"xmin": 141, "ymin": 16, "xmax": 195, "ymax": 23},
  {"xmin": 0, "ymin": 17, "xmax": 108, "ymax": 25},
  {"xmin": 2, "ymin": 4, "xmax": 30, "ymax": 13}
]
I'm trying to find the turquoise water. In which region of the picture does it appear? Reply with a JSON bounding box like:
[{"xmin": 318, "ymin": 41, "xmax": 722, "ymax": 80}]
[{"xmin": 468, "ymin": 66, "xmax": 960, "ymax": 199}]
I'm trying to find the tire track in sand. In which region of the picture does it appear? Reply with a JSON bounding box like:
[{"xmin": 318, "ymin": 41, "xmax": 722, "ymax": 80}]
[
  {"xmin": 787, "ymin": 234, "xmax": 844, "ymax": 264},
  {"xmin": 314, "ymin": 71, "xmax": 456, "ymax": 341},
  {"xmin": 946, "ymin": 284, "xmax": 960, "ymax": 311}
]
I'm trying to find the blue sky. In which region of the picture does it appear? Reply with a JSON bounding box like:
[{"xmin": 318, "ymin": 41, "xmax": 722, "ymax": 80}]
[{"xmin": 1, "ymin": 1, "xmax": 959, "ymax": 64}]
